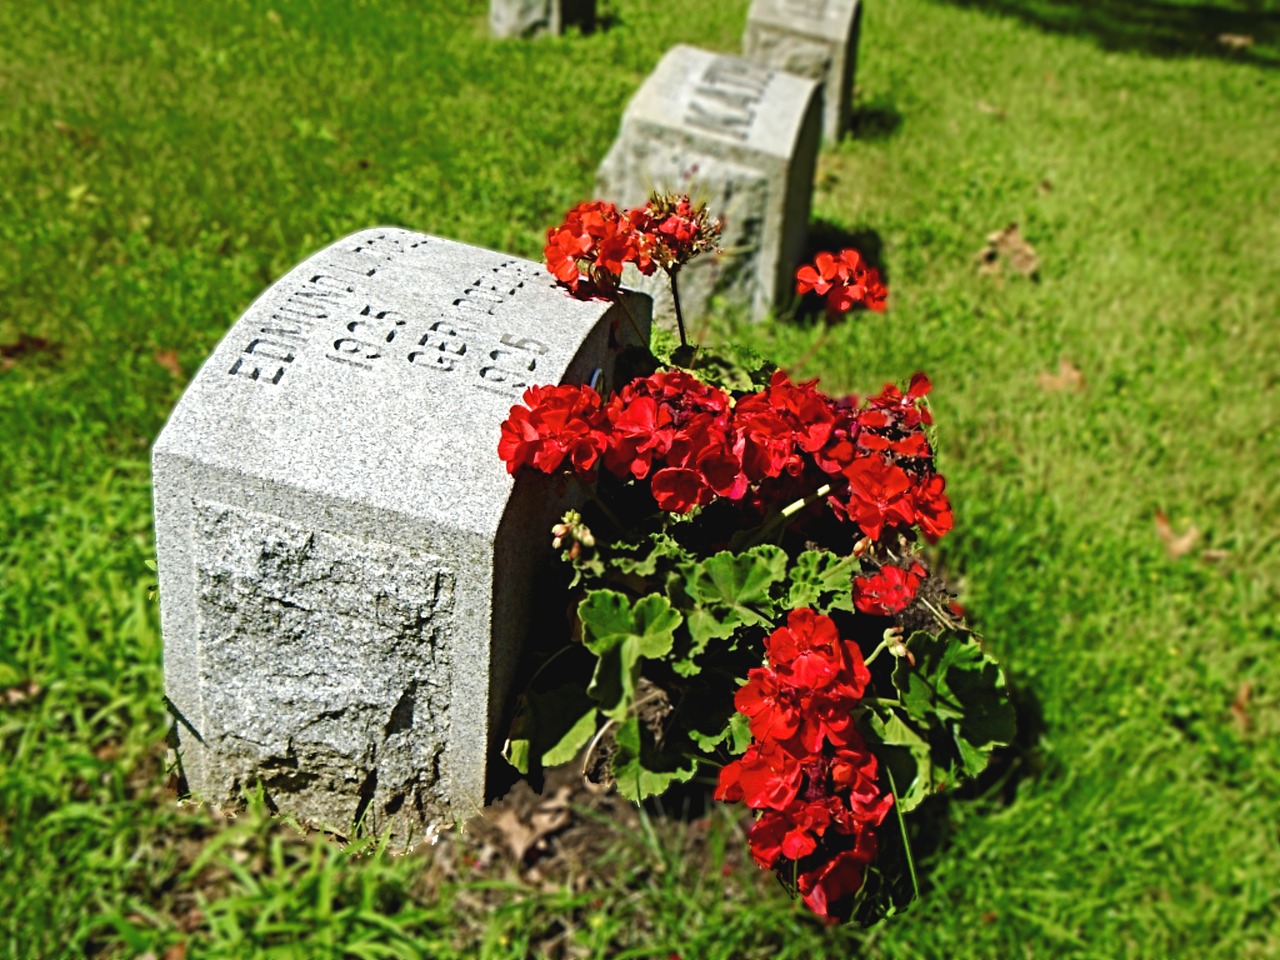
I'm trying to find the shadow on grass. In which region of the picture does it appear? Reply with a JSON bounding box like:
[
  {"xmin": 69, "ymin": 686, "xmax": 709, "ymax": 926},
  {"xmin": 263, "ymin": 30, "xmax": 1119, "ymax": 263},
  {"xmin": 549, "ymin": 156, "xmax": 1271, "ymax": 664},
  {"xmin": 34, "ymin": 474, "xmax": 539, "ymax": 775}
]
[
  {"xmin": 931, "ymin": 0, "xmax": 1280, "ymax": 69},
  {"xmin": 848, "ymin": 100, "xmax": 905, "ymax": 142}
]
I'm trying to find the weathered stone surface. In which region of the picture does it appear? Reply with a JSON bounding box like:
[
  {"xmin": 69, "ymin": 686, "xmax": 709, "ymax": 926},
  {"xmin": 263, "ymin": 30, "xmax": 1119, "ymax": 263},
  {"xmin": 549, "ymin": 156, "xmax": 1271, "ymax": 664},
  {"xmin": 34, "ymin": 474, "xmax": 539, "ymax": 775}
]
[
  {"xmin": 744, "ymin": 0, "xmax": 862, "ymax": 143},
  {"xmin": 489, "ymin": 0, "xmax": 595, "ymax": 38},
  {"xmin": 153, "ymin": 228, "xmax": 650, "ymax": 845},
  {"xmin": 596, "ymin": 45, "xmax": 821, "ymax": 324}
]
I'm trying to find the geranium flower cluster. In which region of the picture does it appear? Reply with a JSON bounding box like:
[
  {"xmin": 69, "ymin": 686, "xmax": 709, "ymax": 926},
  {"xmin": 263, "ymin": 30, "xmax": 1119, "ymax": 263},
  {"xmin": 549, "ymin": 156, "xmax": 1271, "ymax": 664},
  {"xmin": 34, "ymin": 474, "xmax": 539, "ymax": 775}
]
[
  {"xmin": 714, "ymin": 609, "xmax": 894, "ymax": 921},
  {"xmin": 543, "ymin": 193, "xmax": 722, "ymax": 300},
  {"xmin": 497, "ymin": 368, "xmax": 954, "ymax": 549},
  {"xmin": 796, "ymin": 248, "xmax": 888, "ymax": 314}
]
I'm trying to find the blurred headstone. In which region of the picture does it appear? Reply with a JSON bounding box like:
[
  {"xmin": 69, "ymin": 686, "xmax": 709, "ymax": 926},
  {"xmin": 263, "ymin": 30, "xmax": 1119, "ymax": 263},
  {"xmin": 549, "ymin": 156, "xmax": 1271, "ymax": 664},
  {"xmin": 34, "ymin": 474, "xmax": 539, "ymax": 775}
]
[
  {"xmin": 597, "ymin": 44, "xmax": 821, "ymax": 324},
  {"xmin": 490, "ymin": 0, "xmax": 595, "ymax": 38},
  {"xmin": 743, "ymin": 0, "xmax": 862, "ymax": 143}
]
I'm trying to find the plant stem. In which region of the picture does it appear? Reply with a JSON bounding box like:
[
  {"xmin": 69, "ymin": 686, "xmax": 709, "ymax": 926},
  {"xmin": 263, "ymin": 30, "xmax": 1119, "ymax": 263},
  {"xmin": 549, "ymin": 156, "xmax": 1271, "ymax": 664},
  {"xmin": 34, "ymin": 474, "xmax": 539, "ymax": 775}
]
[
  {"xmin": 885, "ymin": 765, "xmax": 920, "ymax": 901},
  {"xmin": 863, "ymin": 638, "xmax": 892, "ymax": 667},
  {"xmin": 668, "ymin": 266, "xmax": 688, "ymax": 348},
  {"xmin": 742, "ymin": 483, "xmax": 833, "ymax": 547}
]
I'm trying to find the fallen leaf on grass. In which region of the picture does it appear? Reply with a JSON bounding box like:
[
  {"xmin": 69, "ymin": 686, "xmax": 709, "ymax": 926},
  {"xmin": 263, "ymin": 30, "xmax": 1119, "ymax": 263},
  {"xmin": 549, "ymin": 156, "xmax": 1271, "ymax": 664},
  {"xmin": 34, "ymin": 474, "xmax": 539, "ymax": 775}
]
[
  {"xmin": 1218, "ymin": 33, "xmax": 1254, "ymax": 50},
  {"xmin": 484, "ymin": 783, "xmax": 573, "ymax": 863},
  {"xmin": 1230, "ymin": 680, "xmax": 1253, "ymax": 734},
  {"xmin": 1200, "ymin": 548, "xmax": 1230, "ymax": 563},
  {"xmin": 0, "ymin": 334, "xmax": 57, "ymax": 372},
  {"xmin": 976, "ymin": 223, "xmax": 1039, "ymax": 278},
  {"xmin": 52, "ymin": 118, "xmax": 99, "ymax": 149},
  {"xmin": 2, "ymin": 680, "xmax": 41, "ymax": 707},
  {"xmin": 975, "ymin": 100, "xmax": 1007, "ymax": 120},
  {"xmin": 1036, "ymin": 359, "xmax": 1085, "ymax": 393},
  {"xmin": 155, "ymin": 348, "xmax": 183, "ymax": 379},
  {"xmin": 1154, "ymin": 511, "xmax": 1199, "ymax": 559}
]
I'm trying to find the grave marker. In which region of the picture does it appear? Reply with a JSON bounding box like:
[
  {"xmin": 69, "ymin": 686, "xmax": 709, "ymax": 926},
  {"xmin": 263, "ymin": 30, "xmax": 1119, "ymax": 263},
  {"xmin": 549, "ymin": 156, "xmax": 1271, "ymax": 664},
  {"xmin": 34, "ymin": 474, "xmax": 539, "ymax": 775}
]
[
  {"xmin": 596, "ymin": 45, "xmax": 821, "ymax": 323},
  {"xmin": 489, "ymin": 0, "xmax": 594, "ymax": 38},
  {"xmin": 743, "ymin": 0, "xmax": 862, "ymax": 143},
  {"xmin": 153, "ymin": 228, "xmax": 650, "ymax": 844}
]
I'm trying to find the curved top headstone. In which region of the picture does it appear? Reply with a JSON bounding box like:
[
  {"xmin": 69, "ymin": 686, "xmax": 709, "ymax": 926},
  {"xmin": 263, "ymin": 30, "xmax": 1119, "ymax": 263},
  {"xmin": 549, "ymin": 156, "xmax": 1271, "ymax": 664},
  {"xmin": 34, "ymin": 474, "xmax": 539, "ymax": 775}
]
[{"xmin": 153, "ymin": 228, "xmax": 650, "ymax": 845}]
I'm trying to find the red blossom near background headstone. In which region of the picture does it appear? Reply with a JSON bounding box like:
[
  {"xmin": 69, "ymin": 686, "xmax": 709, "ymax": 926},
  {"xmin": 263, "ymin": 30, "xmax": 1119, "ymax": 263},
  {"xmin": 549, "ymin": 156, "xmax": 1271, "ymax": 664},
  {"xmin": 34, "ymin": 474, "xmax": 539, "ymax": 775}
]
[{"xmin": 796, "ymin": 248, "xmax": 888, "ymax": 315}]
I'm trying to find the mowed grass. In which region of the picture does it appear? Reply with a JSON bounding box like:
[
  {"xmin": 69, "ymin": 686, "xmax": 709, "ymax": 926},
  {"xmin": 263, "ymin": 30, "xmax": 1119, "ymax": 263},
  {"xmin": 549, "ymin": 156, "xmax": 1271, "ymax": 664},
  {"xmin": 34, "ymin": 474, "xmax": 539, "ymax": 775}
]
[{"xmin": 2, "ymin": 0, "xmax": 1278, "ymax": 957}]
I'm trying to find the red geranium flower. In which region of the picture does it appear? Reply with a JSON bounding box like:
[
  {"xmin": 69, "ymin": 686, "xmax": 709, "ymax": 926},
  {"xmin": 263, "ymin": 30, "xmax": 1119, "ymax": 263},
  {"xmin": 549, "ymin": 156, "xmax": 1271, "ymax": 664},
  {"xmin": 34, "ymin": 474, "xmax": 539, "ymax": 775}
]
[
  {"xmin": 497, "ymin": 383, "xmax": 607, "ymax": 476},
  {"xmin": 796, "ymin": 248, "xmax": 887, "ymax": 315},
  {"xmin": 853, "ymin": 561, "xmax": 928, "ymax": 616}
]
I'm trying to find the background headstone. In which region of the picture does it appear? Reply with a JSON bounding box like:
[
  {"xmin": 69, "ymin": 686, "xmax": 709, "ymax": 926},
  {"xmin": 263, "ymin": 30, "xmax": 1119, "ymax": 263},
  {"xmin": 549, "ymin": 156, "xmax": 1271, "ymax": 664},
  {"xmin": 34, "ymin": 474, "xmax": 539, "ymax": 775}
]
[
  {"xmin": 596, "ymin": 45, "xmax": 821, "ymax": 324},
  {"xmin": 153, "ymin": 228, "xmax": 650, "ymax": 845},
  {"xmin": 489, "ymin": 0, "xmax": 595, "ymax": 38},
  {"xmin": 743, "ymin": 0, "xmax": 862, "ymax": 143}
]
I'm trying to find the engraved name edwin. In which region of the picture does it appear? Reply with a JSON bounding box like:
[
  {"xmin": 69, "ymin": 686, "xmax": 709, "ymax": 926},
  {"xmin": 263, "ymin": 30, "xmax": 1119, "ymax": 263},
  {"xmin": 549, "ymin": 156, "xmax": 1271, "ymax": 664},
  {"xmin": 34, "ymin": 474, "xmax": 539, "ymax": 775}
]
[
  {"xmin": 227, "ymin": 232, "xmax": 393, "ymax": 386},
  {"xmin": 226, "ymin": 236, "xmax": 544, "ymax": 396},
  {"xmin": 685, "ymin": 57, "xmax": 774, "ymax": 143}
]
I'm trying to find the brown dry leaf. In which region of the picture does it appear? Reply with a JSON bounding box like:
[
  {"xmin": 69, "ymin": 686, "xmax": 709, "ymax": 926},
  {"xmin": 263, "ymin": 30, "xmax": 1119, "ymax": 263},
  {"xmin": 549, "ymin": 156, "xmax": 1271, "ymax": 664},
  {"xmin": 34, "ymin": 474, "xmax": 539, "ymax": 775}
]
[
  {"xmin": 486, "ymin": 784, "xmax": 573, "ymax": 863},
  {"xmin": 1154, "ymin": 511, "xmax": 1200, "ymax": 559},
  {"xmin": 1218, "ymin": 33, "xmax": 1254, "ymax": 50},
  {"xmin": 154, "ymin": 348, "xmax": 183, "ymax": 379},
  {"xmin": 162, "ymin": 945, "xmax": 187, "ymax": 960},
  {"xmin": 1230, "ymin": 680, "xmax": 1253, "ymax": 734},
  {"xmin": 1036, "ymin": 359, "xmax": 1085, "ymax": 393},
  {"xmin": 52, "ymin": 118, "xmax": 99, "ymax": 149},
  {"xmin": 0, "ymin": 334, "xmax": 57, "ymax": 372},
  {"xmin": 176, "ymin": 908, "xmax": 204, "ymax": 934},
  {"xmin": 975, "ymin": 100, "xmax": 1007, "ymax": 120},
  {"xmin": 976, "ymin": 223, "xmax": 1039, "ymax": 278},
  {"xmin": 3, "ymin": 680, "xmax": 41, "ymax": 707},
  {"xmin": 1200, "ymin": 548, "xmax": 1230, "ymax": 563}
]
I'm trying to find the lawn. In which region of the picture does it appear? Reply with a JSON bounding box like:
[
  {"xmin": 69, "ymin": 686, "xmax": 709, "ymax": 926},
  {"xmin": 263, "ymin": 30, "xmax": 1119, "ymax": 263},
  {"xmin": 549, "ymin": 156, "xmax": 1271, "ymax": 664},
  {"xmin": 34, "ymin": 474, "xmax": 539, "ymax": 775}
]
[{"xmin": 2, "ymin": 0, "xmax": 1278, "ymax": 957}]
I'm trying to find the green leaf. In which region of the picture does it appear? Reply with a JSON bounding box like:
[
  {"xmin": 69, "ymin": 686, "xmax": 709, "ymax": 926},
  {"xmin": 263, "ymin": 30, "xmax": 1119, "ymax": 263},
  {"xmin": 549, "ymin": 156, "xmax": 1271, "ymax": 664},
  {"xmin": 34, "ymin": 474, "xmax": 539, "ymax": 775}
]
[
  {"xmin": 543, "ymin": 707, "xmax": 599, "ymax": 767},
  {"xmin": 786, "ymin": 550, "xmax": 856, "ymax": 613},
  {"xmin": 683, "ymin": 545, "xmax": 788, "ymax": 614},
  {"xmin": 890, "ymin": 629, "xmax": 1016, "ymax": 788},
  {"xmin": 864, "ymin": 705, "xmax": 933, "ymax": 813},
  {"xmin": 687, "ymin": 708, "xmax": 751, "ymax": 754},
  {"xmin": 610, "ymin": 715, "xmax": 698, "ymax": 803},
  {"xmin": 670, "ymin": 545, "xmax": 787, "ymax": 675},
  {"xmin": 609, "ymin": 532, "xmax": 690, "ymax": 579},
  {"xmin": 502, "ymin": 683, "xmax": 597, "ymax": 775},
  {"xmin": 579, "ymin": 590, "xmax": 682, "ymax": 721},
  {"xmin": 676, "ymin": 607, "xmax": 739, "ymax": 676}
]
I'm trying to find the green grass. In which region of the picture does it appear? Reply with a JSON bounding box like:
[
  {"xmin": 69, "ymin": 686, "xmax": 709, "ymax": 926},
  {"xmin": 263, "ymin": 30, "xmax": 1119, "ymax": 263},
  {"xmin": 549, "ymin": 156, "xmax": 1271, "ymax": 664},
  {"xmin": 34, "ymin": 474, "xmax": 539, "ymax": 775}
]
[{"xmin": 2, "ymin": 0, "xmax": 1279, "ymax": 956}]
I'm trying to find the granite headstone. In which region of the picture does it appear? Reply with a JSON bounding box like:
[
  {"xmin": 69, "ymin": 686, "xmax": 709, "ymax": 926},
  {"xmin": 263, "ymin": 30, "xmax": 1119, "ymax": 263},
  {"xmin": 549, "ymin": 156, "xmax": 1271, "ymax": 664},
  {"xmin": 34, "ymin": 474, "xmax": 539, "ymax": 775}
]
[
  {"xmin": 743, "ymin": 0, "xmax": 862, "ymax": 143},
  {"xmin": 153, "ymin": 228, "xmax": 650, "ymax": 845},
  {"xmin": 596, "ymin": 45, "xmax": 821, "ymax": 324},
  {"xmin": 490, "ymin": 0, "xmax": 594, "ymax": 38}
]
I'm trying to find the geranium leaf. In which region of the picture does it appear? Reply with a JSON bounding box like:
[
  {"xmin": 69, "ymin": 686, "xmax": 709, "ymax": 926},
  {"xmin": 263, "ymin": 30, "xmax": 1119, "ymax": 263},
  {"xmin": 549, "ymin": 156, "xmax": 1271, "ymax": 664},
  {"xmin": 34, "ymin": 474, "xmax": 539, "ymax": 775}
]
[
  {"xmin": 609, "ymin": 532, "xmax": 690, "ymax": 578},
  {"xmin": 579, "ymin": 590, "xmax": 682, "ymax": 721},
  {"xmin": 502, "ymin": 683, "xmax": 596, "ymax": 775},
  {"xmin": 786, "ymin": 550, "xmax": 856, "ymax": 613},
  {"xmin": 610, "ymin": 715, "xmax": 699, "ymax": 802},
  {"xmin": 542, "ymin": 707, "xmax": 599, "ymax": 767},
  {"xmin": 675, "ymin": 606, "xmax": 739, "ymax": 676},
  {"xmin": 683, "ymin": 545, "xmax": 788, "ymax": 623},
  {"xmin": 891, "ymin": 629, "xmax": 1015, "ymax": 786}
]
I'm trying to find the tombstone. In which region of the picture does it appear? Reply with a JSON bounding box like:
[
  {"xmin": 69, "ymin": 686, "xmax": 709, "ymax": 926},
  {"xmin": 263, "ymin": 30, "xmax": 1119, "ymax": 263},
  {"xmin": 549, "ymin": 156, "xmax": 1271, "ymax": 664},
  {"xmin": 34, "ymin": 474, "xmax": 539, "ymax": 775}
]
[
  {"xmin": 153, "ymin": 228, "xmax": 651, "ymax": 845},
  {"xmin": 743, "ymin": 0, "xmax": 862, "ymax": 143},
  {"xmin": 596, "ymin": 45, "xmax": 821, "ymax": 324},
  {"xmin": 489, "ymin": 0, "xmax": 595, "ymax": 38}
]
